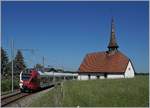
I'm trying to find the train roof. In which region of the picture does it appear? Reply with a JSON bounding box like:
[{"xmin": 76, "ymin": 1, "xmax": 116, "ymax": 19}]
[{"xmin": 37, "ymin": 71, "xmax": 78, "ymax": 77}]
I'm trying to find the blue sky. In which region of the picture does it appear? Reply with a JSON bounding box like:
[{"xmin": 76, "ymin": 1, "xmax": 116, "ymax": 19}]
[{"xmin": 1, "ymin": 1, "xmax": 149, "ymax": 72}]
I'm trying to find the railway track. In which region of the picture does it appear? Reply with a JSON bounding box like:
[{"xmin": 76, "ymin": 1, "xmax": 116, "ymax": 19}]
[
  {"xmin": 1, "ymin": 83, "xmax": 60, "ymax": 107},
  {"xmin": 1, "ymin": 92, "xmax": 30, "ymax": 107}
]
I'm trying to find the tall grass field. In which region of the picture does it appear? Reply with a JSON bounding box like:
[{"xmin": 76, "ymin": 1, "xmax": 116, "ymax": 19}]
[{"xmin": 29, "ymin": 75, "xmax": 149, "ymax": 107}]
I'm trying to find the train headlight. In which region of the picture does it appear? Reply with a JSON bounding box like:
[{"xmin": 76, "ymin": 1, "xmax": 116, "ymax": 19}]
[{"xmin": 19, "ymin": 83, "xmax": 23, "ymax": 89}]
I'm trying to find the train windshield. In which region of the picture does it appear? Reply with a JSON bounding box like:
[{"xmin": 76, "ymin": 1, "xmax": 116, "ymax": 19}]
[{"xmin": 22, "ymin": 74, "xmax": 31, "ymax": 80}]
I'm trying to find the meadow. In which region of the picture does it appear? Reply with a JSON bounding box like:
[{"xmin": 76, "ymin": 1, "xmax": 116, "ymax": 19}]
[{"xmin": 29, "ymin": 75, "xmax": 149, "ymax": 107}]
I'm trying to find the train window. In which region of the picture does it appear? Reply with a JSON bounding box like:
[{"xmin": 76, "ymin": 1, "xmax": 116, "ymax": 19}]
[
  {"xmin": 22, "ymin": 74, "xmax": 30, "ymax": 80},
  {"xmin": 49, "ymin": 77, "xmax": 53, "ymax": 81}
]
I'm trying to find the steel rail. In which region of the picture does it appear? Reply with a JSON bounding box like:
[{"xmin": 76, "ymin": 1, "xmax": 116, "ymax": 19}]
[
  {"xmin": 1, "ymin": 91, "xmax": 21, "ymax": 100},
  {"xmin": 1, "ymin": 82, "xmax": 61, "ymax": 107},
  {"xmin": 1, "ymin": 92, "xmax": 29, "ymax": 107}
]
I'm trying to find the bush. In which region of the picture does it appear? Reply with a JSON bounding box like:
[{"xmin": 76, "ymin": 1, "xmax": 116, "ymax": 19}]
[{"xmin": 1, "ymin": 78, "xmax": 19, "ymax": 92}]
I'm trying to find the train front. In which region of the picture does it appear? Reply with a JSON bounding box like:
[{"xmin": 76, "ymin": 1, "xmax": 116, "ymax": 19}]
[{"xmin": 19, "ymin": 70, "xmax": 40, "ymax": 92}]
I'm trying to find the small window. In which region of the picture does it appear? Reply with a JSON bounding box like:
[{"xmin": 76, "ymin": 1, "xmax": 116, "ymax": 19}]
[
  {"xmin": 96, "ymin": 76, "xmax": 100, "ymax": 79},
  {"xmin": 88, "ymin": 75, "xmax": 91, "ymax": 80},
  {"xmin": 104, "ymin": 73, "xmax": 107, "ymax": 78}
]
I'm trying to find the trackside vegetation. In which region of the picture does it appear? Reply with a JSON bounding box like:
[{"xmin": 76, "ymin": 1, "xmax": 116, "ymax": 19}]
[
  {"xmin": 1, "ymin": 78, "xmax": 19, "ymax": 93},
  {"xmin": 29, "ymin": 75, "xmax": 149, "ymax": 107}
]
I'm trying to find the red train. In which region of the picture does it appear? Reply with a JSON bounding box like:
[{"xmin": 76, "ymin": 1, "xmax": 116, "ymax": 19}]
[{"xmin": 19, "ymin": 69, "xmax": 78, "ymax": 92}]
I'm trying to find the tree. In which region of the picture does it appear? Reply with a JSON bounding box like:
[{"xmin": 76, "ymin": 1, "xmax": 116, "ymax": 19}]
[
  {"xmin": 14, "ymin": 50, "xmax": 26, "ymax": 74},
  {"xmin": 56, "ymin": 69, "xmax": 64, "ymax": 72},
  {"xmin": 1, "ymin": 47, "xmax": 9, "ymax": 76},
  {"xmin": 49, "ymin": 68, "xmax": 57, "ymax": 72},
  {"xmin": 35, "ymin": 63, "xmax": 43, "ymax": 68},
  {"xmin": 5, "ymin": 61, "xmax": 13, "ymax": 76},
  {"xmin": 35, "ymin": 63, "xmax": 44, "ymax": 71}
]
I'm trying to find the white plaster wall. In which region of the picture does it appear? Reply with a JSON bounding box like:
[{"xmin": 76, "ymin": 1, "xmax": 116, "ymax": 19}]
[
  {"xmin": 91, "ymin": 76, "xmax": 96, "ymax": 80},
  {"xmin": 78, "ymin": 67, "xmax": 135, "ymax": 80},
  {"xmin": 107, "ymin": 74, "xmax": 124, "ymax": 79},
  {"xmin": 78, "ymin": 75, "xmax": 89, "ymax": 80},
  {"xmin": 77, "ymin": 75, "xmax": 81, "ymax": 80},
  {"xmin": 78, "ymin": 75, "xmax": 105, "ymax": 80},
  {"xmin": 125, "ymin": 61, "xmax": 135, "ymax": 78},
  {"xmin": 100, "ymin": 75, "xmax": 105, "ymax": 79}
]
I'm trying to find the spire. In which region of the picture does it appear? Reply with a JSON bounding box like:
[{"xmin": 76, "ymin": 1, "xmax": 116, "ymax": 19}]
[{"xmin": 108, "ymin": 18, "xmax": 119, "ymax": 51}]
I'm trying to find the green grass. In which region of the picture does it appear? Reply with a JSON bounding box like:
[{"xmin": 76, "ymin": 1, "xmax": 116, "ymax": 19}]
[{"xmin": 29, "ymin": 75, "xmax": 149, "ymax": 107}]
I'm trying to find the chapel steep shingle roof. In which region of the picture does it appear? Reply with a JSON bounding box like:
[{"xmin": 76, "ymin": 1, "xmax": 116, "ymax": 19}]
[
  {"xmin": 108, "ymin": 18, "xmax": 119, "ymax": 49},
  {"xmin": 78, "ymin": 51, "xmax": 129, "ymax": 73}
]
